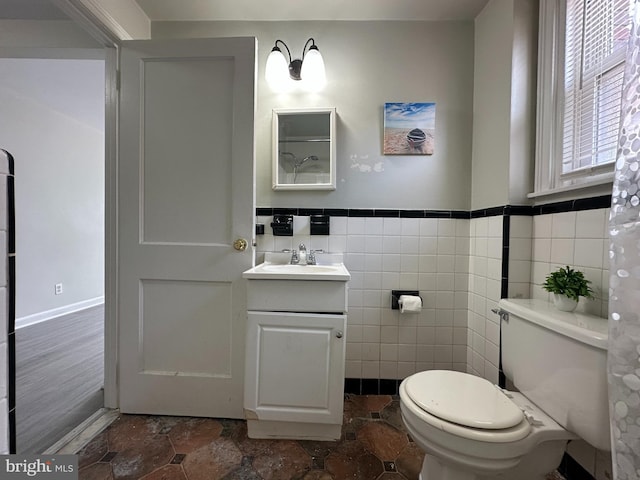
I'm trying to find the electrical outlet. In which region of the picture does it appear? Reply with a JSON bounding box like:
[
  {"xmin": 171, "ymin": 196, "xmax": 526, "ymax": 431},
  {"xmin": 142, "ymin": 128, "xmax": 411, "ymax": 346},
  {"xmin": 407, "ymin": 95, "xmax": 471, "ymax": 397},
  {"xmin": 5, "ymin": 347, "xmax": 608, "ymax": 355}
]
[{"xmin": 55, "ymin": 283, "xmax": 63, "ymax": 295}]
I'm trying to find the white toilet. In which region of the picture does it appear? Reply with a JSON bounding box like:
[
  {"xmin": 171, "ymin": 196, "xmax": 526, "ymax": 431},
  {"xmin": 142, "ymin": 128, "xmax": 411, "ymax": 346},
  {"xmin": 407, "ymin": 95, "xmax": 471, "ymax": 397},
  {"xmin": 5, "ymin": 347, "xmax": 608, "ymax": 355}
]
[{"xmin": 399, "ymin": 298, "xmax": 610, "ymax": 480}]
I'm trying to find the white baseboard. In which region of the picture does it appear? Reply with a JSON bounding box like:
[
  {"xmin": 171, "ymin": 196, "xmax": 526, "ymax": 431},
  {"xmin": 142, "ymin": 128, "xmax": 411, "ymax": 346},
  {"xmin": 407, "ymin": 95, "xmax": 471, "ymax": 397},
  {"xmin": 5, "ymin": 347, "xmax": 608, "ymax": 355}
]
[{"xmin": 16, "ymin": 296, "xmax": 105, "ymax": 329}]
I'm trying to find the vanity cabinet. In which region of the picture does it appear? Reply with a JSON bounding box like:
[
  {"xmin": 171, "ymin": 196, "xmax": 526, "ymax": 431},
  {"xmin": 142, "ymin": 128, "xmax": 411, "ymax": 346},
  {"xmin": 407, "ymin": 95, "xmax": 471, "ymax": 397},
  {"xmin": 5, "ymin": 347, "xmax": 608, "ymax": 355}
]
[
  {"xmin": 244, "ymin": 275, "xmax": 348, "ymax": 441},
  {"xmin": 245, "ymin": 312, "xmax": 346, "ymax": 427}
]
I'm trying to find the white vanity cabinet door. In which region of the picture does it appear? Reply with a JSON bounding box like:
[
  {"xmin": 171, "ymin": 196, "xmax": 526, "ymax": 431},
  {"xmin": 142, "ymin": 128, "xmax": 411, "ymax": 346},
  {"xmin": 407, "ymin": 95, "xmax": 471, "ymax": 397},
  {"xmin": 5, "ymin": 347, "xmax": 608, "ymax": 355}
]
[{"xmin": 245, "ymin": 311, "xmax": 346, "ymax": 425}]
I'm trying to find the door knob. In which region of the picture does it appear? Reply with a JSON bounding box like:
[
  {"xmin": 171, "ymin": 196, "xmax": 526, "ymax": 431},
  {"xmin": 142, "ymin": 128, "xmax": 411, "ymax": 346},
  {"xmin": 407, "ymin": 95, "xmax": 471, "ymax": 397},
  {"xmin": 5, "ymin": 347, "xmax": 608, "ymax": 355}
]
[
  {"xmin": 233, "ymin": 238, "xmax": 248, "ymax": 251},
  {"xmin": 335, "ymin": 331, "xmax": 343, "ymax": 339}
]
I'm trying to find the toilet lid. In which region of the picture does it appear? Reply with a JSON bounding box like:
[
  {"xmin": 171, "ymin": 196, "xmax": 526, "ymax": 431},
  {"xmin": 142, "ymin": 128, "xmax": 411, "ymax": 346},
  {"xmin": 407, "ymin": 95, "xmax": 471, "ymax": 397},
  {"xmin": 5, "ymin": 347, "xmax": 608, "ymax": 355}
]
[{"xmin": 405, "ymin": 370, "xmax": 524, "ymax": 430}]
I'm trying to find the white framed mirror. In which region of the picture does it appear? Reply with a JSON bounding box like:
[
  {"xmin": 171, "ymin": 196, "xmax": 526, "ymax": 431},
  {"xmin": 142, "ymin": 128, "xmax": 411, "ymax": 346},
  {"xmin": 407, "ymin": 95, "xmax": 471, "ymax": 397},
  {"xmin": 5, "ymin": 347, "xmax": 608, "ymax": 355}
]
[{"xmin": 272, "ymin": 107, "xmax": 336, "ymax": 190}]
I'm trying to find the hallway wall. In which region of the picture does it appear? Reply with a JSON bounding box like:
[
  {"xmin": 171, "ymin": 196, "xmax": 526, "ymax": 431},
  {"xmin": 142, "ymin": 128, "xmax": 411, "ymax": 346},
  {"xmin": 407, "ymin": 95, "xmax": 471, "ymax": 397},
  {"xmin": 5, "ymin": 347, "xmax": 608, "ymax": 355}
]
[{"xmin": 0, "ymin": 59, "xmax": 105, "ymax": 323}]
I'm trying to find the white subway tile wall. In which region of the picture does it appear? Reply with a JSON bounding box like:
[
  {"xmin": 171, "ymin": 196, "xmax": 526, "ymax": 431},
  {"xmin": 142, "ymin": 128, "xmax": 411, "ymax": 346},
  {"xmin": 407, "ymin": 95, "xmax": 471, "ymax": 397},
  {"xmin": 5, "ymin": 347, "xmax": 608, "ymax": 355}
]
[
  {"xmin": 531, "ymin": 209, "xmax": 610, "ymax": 318},
  {"xmin": 256, "ymin": 215, "xmax": 470, "ymax": 380},
  {"xmin": 256, "ymin": 207, "xmax": 611, "ymax": 388},
  {"xmin": 467, "ymin": 216, "xmax": 503, "ymax": 385}
]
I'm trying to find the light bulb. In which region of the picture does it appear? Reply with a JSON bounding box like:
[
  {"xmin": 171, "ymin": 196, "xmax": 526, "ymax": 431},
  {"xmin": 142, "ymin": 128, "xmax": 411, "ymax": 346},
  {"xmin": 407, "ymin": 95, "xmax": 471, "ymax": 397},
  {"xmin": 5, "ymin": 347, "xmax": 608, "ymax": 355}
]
[
  {"xmin": 265, "ymin": 49, "xmax": 291, "ymax": 93},
  {"xmin": 301, "ymin": 47, "xmax": 326, "ymax": 92}
]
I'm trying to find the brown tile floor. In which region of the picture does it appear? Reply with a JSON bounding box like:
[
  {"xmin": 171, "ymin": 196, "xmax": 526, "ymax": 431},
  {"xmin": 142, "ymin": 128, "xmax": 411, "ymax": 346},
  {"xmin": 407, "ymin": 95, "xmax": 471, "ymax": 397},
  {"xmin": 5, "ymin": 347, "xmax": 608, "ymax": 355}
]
[{"xmin": 76, "ymin": 395, "xmax": 566, "ymax": 480}]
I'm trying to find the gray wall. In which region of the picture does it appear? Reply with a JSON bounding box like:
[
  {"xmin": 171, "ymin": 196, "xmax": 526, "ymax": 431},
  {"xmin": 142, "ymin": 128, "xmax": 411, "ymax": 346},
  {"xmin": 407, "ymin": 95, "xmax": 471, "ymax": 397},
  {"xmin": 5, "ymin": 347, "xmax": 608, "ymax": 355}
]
[
  {"xmin": 153, "ymin": 20, "xmax": 475, "ymax": 210},
  {"xmin": 471, "ymin": 0, "xmax": 536, "ymax": 210},
  {"xmin": 471, "ymin": 0, "xmax": 513, "ymax": 209},
  {"xmin": 0, "ymin": 58, "xmax": 105, "ymax": 320}
]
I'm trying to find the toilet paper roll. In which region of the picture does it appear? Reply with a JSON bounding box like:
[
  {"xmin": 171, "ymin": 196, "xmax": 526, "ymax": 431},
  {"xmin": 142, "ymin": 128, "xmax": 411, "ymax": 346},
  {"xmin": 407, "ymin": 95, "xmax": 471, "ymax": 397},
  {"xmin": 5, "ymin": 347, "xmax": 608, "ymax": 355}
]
[{"xmin": 398, "ymin": 295, "xmax": 422, "ymax": 313}]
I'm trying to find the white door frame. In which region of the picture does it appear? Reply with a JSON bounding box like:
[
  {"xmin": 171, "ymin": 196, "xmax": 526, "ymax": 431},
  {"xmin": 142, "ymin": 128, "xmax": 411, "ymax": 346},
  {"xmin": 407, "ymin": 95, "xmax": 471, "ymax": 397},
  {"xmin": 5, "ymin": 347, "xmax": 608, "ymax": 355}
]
[{"xmin": 52, "ymin": 0, "xmax": 127, "ymax": 408}]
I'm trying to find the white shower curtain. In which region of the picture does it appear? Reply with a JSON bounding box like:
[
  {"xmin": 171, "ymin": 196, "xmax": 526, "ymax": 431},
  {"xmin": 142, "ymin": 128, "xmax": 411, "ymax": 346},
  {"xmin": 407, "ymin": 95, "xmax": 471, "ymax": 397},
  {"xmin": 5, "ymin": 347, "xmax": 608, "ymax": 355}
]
[{"xmin": 608, "ymin": 1, "xmax": 640, "ymax": 479}]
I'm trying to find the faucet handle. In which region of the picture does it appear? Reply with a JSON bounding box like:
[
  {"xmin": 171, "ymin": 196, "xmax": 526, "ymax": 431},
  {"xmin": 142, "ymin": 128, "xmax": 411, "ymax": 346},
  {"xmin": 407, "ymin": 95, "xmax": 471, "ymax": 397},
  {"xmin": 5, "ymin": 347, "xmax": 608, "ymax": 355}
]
[
  {"xmin": 290, "ymin": 250, "xmax": 300, "ymax": 264},
  {"xmin": 307, "ymin": 249, "xmax": 324, "ymax": 265}
]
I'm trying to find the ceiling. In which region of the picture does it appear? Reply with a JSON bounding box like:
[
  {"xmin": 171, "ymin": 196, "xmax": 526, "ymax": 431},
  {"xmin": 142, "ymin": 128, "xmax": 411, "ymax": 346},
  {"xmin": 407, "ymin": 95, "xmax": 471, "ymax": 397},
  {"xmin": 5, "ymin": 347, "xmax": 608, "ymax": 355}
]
[
  {"xmin": 0, "ymin": 0, "xmax": 489, "ymax": 22},
  {"xmin": 134, "ymin": 0, "xmax": 490, "ymax": 21},
  {"xmin": 0, "ymin": 0, "xmax": 69, "ymax": 19}
]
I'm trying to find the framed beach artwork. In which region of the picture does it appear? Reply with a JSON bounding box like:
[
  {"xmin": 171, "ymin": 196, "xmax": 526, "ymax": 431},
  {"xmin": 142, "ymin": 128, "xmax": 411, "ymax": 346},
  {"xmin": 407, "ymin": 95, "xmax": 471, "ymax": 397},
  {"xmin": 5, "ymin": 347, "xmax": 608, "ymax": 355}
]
[{"xmin": 383, "ymin": 102, "xmax": 435, "ymax": 155}]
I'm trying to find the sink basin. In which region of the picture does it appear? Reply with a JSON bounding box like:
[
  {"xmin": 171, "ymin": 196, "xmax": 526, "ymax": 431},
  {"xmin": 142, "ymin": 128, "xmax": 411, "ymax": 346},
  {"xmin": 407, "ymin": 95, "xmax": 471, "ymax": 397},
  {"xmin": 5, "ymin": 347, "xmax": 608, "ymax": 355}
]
[{"xmin": 243, "ymin": 255, "xmax": 350, "ymax": 281}]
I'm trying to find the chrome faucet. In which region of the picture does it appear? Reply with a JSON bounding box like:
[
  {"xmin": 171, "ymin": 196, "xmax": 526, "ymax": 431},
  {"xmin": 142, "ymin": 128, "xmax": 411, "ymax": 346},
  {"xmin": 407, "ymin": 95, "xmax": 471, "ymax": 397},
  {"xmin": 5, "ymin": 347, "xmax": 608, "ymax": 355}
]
[
  {"xmin": 287, "ymin": 244, "xmax": 324, "ymax": 265},
  {"xmin": 298, "ymin": 243, "xmax": 307, "ymax": 265}
]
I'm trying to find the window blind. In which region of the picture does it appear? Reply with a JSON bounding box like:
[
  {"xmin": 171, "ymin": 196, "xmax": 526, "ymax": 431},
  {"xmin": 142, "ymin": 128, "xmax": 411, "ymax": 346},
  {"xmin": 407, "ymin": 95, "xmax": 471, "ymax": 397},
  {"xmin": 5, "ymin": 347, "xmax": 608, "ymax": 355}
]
[{"xmin": 562, "ymin": 0, "xmax": 632, "ymax": 177}]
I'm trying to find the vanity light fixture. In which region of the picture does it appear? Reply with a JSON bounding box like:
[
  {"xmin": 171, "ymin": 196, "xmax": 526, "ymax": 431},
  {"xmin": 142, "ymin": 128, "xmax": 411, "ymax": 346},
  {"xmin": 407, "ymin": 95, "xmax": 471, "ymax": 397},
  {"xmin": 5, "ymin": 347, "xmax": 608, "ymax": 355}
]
[{"xmin": 265, "ymin": 38, "xmax": 326, "ymax": 93}]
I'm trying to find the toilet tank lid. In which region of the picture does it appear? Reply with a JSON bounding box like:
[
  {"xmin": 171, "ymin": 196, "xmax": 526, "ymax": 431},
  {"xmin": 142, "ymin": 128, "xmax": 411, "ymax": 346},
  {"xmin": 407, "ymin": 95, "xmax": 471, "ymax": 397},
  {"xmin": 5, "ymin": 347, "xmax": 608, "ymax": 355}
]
[
  {"xmin": 405, "ymin": 370, "xmax": 525, "ymax": 430},
  {"xmin": 498, "ymin": 299, "xmax": 608, "ymax": 350}
]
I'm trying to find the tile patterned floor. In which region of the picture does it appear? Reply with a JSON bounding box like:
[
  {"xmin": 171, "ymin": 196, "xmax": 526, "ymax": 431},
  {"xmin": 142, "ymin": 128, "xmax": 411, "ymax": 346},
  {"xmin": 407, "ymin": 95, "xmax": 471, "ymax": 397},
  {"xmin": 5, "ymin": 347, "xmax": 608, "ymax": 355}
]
[{"xmin": 77, "ymin": 395, "xmax": 565, "ymax": 480}]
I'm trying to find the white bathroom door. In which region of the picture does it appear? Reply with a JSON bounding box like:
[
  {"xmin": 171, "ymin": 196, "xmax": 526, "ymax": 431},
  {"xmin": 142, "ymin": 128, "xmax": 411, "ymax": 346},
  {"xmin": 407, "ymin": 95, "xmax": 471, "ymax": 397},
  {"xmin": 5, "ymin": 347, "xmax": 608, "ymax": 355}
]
[{"xmin": 117, "ymin": 37, "xmax": 256, "ymax": 418}]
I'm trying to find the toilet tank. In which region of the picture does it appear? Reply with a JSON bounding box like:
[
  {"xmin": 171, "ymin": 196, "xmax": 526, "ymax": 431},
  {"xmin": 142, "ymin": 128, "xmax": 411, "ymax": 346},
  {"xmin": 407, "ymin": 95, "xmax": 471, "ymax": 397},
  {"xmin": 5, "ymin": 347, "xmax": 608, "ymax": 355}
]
[{"xmin": 499, "ymin": 298, "xmax": 610, "ymax": 451}]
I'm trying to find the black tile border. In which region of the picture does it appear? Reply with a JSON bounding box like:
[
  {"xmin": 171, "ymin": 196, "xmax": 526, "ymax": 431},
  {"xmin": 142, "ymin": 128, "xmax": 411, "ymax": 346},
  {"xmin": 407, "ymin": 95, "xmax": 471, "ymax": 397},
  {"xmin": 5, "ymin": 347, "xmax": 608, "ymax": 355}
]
[
  {"xmin": 344, "ymin": 378, "xmax": 361, "ymax": 395},
  {"xmin": 501, "ymin": 215, "xmax": 510, "ymax": 299},
  {"xmin": 8, "ymin": 256, "xmax": 15, "ymax": 336},
  {"xmin": 8, "ymin": 407, "xmax": 15, "ymax": 455},
  {"xmin": 256, "ymin": 207, "xmax": 273, "ymax": 216},
  {"xmin": 559, "ymin": 451, "xmax": 596, "ymax": 480},
  {"xmin": 7, "ymin": 331, "xmax": 14, "ymax": 411},
  {"xmin": 272, "ymin": 207, "xmax": 298, "ymax": 215},
  {"xmin": 345, "ymin": 378, "xmax": 400, "ymax": 396},
  {"xmin": 450, "ymin": 211, "xmax": 471, "ymax": 219},
  {"xmin": 6, "ymin": 167, "xmax": 15, "ymax": 454},
  {"xmin": 256, "ymin": 208, "xmax": 474, "ymax": 219},
  {"xmin": 380, "ymin": 379, "xmax": 399, "ymax": 395},
  {"xmin": 298, "ymin": 208, "xmax": 324, "ymax": 216},
  {"xmin": 361, "ymin": 378, "xmax": 379, "ymax": 395},
  {"xmin": 324, "ymin": 208, "xmax": 349, "ymax": 217},
  {"xmin": 573, "ymin": 195, "xmax": 611, "ymax": 211},
  {"xmin": 7, "ymin": 176, "xmax": 14, "ymax": 255},
  {"xmin": 374, "ymin": 210, "xmax": 399, "ymax": 217},
  {"xmin": 348, "ymin": 209, "xmax": 374, "ymax": 217},
  {"xmin": 256, "ymin": 195, "xmax": 611, "ymax": 219},
  {"xmin": 400, "ymin": 210, "xmax": 427, "ymax": 218}
]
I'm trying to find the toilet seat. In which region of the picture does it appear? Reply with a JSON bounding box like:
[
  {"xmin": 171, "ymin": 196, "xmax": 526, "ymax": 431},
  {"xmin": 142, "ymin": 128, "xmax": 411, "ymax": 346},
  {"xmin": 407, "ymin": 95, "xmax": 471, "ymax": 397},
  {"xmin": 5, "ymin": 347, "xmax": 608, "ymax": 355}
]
[{"xmin": 403, "ymin": 370, "xmax": 532, "ymax": 443}]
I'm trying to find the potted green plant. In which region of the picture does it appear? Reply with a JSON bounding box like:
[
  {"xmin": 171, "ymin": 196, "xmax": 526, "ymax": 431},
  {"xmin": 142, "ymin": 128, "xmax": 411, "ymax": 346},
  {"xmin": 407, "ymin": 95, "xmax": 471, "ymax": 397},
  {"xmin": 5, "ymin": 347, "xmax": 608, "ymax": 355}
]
[{"xmin": 542, "ymin": 266, "xmax": 594, "ymax": 312}]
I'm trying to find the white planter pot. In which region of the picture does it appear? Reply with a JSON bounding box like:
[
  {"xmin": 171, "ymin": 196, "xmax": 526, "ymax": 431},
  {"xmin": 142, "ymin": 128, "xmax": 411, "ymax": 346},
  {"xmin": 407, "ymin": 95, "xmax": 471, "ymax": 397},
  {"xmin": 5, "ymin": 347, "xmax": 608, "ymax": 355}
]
[{"xmin": 553, "ymin": 294, "xmax": 578, "ymax": 312}]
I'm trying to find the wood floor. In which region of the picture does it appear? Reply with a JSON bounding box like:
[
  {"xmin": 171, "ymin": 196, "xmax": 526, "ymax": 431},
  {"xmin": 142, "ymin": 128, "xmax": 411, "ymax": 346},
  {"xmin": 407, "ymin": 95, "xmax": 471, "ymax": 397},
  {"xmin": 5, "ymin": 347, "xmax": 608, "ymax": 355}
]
[{"xmin": 16, "ymin": 304, "xmax": 104, "ymax": 453}]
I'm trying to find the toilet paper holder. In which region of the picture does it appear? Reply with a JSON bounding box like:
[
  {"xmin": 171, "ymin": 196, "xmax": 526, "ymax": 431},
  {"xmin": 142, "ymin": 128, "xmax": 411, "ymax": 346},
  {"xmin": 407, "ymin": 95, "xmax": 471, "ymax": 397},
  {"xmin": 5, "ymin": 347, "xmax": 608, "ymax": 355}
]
[{"xmin": 391, "ymin": 290, "xmax": 421, "ymax": 310}]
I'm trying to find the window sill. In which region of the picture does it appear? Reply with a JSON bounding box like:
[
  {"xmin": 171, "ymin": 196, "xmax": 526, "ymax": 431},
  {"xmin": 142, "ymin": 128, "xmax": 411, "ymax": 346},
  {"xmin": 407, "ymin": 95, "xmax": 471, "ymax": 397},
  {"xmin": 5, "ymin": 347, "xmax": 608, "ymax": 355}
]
[{"xmin": 528, "ymin": 174, "xmax": 613, "ymax": 202}]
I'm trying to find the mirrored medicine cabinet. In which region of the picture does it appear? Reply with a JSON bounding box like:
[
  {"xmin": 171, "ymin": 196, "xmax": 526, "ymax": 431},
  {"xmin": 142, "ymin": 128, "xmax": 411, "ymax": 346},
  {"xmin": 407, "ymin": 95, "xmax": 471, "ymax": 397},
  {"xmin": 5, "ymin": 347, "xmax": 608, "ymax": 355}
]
[{"xmin": 272, "ymin": 107, "xmax": 336, "ymax": 190}]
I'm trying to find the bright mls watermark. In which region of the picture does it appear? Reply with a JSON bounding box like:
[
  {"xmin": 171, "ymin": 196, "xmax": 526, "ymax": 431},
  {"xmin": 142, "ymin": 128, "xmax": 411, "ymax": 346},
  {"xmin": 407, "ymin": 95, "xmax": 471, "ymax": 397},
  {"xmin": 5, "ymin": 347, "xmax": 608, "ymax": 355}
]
[{"xmin": 0, "ymin": 456, "xmax": 77, "ymax": 479}]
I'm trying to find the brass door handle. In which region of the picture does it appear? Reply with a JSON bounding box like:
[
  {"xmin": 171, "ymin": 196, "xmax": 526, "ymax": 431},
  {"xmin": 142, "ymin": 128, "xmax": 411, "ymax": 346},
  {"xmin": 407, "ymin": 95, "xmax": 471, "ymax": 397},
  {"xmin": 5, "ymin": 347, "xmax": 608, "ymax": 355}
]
[{"xmin": 233, "ymin": 238, "xmax": 248, "ymax": 251}]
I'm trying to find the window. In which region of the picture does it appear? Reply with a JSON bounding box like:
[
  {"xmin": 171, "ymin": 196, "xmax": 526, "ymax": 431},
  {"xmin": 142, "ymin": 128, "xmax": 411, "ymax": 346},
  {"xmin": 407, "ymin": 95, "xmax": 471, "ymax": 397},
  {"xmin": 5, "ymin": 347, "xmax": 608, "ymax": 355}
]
[{"xmin": 534, "ymin": 0, "xmax": 633, "ymax": 195}]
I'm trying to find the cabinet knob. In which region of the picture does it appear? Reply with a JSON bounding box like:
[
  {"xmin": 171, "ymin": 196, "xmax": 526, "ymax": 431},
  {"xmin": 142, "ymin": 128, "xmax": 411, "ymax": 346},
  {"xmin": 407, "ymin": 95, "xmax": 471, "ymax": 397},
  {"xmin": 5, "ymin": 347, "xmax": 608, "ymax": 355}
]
[{"xmin": 335, "ymin": 331, "xmax": 343, "ymax": 339}]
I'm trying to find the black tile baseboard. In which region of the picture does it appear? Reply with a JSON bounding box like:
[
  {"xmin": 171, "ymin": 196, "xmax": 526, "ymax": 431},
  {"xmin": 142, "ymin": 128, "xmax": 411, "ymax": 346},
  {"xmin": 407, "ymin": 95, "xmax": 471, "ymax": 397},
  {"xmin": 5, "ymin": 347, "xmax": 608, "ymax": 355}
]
[
  {"xmin": 344, "ymin": 378, "xmax": 400, "ymax": 396},
  {"xmin": 559, "ymin": 451, "xmax": 596, "ymax": 480}
]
